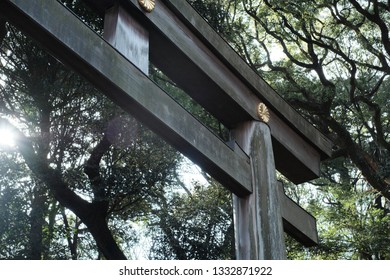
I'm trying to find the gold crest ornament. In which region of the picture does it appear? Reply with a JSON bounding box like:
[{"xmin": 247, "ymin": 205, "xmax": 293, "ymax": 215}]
[
  {"xmin": 257, "ymin": 103, "xmax": 270, "ymax": 123},
  {"xmin": 138, "ymin": 0, "xmax": 155, "ymax": 12}
]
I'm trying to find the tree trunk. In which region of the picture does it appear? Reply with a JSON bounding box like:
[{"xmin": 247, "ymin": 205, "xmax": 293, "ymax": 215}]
[
  {"xmin": 49, "ymin": 176, "xmax": 127, "ymax": 260},
  {"xmin": 29, "ymin": 184, "xmax": 46, "ymax": 260},
  {"xmin": 12, "ymin": 124, "xmax": 127, "ymax": 260},
  {"xmin": 83, "ymin": 203, "xmax": 127, "ymax": 260},
  {"xmin": 327, "ymin": 117, "xmax": 390, "ymax": 200},
  {"xmin": 0, "ymin": 19, "xmax": 6, "ymax": 46}
]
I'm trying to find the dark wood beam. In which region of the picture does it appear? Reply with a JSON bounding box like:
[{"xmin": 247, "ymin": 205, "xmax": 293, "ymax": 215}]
[
  {"xmin": 160, "ymin": 0, "xmax": 332, "ymax": 158},
  {"xmin": 0, "ymin": 0, "xmax": 252, "ymax": 196},
  {"xmin": 279, "ymin": 183, "xmax": 318, "ymax": 247}
]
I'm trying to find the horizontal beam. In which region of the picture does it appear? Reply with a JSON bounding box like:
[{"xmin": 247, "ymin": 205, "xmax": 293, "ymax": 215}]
[
  {"xmin": 161, "ymin": 0, "xmax": 333, "ymax": 158},
  {"xmin": 83, "ymin": 0, "xmax": 332, "ymax": 183},
  {"xmin": 0, "ymin": 0, "xmax": 252, "ymax": 196},
  {"xmin": 279, "ymin": 183, "xmax": 318, "ymax": 247}
]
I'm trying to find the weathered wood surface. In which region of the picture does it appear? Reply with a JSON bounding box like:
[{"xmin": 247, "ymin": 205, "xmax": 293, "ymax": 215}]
[
  {"xmin": 104, "ymin": 3, "xmax": 149, "ymax": 74},
  {"xmin": 233, "ymin": 121, "xmax": 286, "ymax": 259},
  {"xmin": 0, "ymin": 0, "xmax": 252, "ymax": 196},
  {"xmin": 82, "ymin": 0, "xmax": 333, "ymax": 184}
]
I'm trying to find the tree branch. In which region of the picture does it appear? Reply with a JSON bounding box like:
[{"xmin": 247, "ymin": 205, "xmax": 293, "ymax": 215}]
[
  {"xmin": 0, "ymin": 18, "xmax": 6, "ymax": 46},
  {"xmin": 349, "ymin": 0, "xmax": 390, "ymax": 57},
  {"xmin": 326, "ymin": 116, "xmax": 390, "ymax": 200},
  {"xmin": 84, "ymin": 134, "xmax": 111, "ymax": 202},
  {"xmin": 0, "ymin": 117, "xmax": 126, "ymax": 259}
]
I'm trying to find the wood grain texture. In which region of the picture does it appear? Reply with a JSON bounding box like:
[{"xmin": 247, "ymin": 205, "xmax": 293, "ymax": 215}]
[
  {"xmin": 104, "ymin": 3, "xmax": 149, "ymax": 74},
  {"xmin": 233, "ymin": 121, "xmax": 286, "ymax": 259}
]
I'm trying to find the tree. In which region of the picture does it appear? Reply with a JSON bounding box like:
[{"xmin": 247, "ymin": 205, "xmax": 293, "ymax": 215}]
[
  {"xmin": 235, "ymin": 0, "xmax": 390, "ymax": 258},
  {"xmin": 1, "ymin": 0, "xmax": 234, "ymax": 260},
  {"xmin": 0, "ymin": 153, "xmax": 31, "ymax": 259},
  {"xmin": 0, "ymin": 11, "xmax": 180, "ymax": 259},
  {"xmin": 230, "ymin": 0, "xmax": 390, "ymax": 200},
  {"xmin": 284, "ymin": 157, "xmax": 390, "ymax": 259},
  {"xmin": 148, "ymin": 178, "xmax": 235, "ymax": 260},
  {"xmin": 189, "ymin": 0, "xmax": 390, "ymax": 259}
]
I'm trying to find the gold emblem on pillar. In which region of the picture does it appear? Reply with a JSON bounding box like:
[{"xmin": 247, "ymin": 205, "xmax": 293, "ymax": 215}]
[
  {"xmin": 257, "ymin": 103, "xmax": 270, "ymax": 123},
  {"xmin": 138, "ymin": 0, "xmax": 155, "ymax": 12}
]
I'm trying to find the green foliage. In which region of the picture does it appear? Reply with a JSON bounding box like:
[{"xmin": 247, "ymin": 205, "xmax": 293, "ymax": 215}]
[
  {"xmin": 283, "ymin": 157, "xmax": 390, "ymax": 259},
  {"xmin": 0, "ymin": 14, "xmax": 180, "ymax": 258},
  {"xmin": 0, "ymin": 154, "xmax": 30, "ymax": 259},
  {"xmin": 148, "ymin": 179, "xmax": 234, "ymax": 260}
]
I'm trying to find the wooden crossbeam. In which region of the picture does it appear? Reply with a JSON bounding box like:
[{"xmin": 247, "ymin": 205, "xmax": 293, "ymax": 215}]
[{"xmin": 278, "ymin": 183, "xmax": 318, "ymax": 247}]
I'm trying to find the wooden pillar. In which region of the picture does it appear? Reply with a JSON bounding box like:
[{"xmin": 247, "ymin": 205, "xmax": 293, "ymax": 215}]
[
  {"xmin": 104, "ymin": 2, "xmax": 149, "ymax": 75},
  {"xmin": 233, "ymin": 121, "xmax": 286, "ymax": 259}
]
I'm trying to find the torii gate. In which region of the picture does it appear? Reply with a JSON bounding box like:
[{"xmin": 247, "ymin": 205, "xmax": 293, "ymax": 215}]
[{"xmin": 0, "ymin": 0, "xmax": 332, "ymax": 259}]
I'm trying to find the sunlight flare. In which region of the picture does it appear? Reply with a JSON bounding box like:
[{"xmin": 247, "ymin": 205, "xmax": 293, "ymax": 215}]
[{"xmin": 0, "ymin": 125, "xmax": 16, "ymax": 147}]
